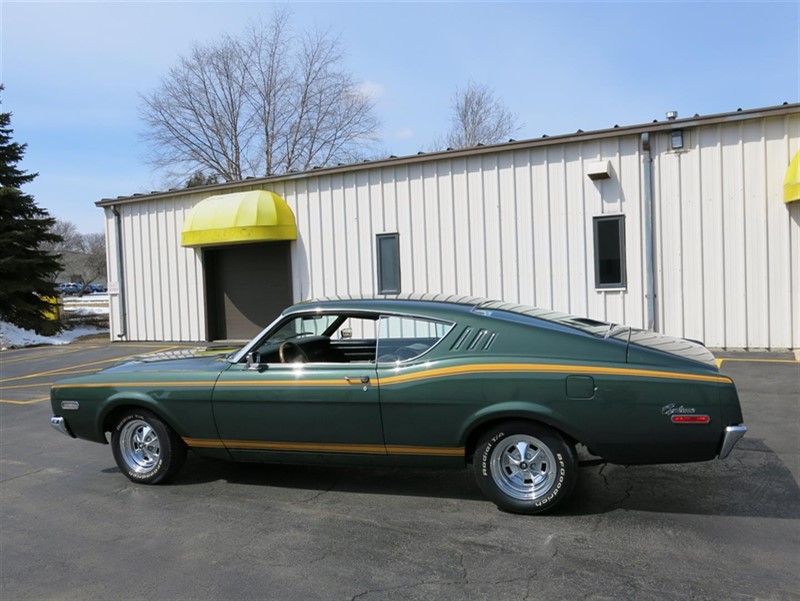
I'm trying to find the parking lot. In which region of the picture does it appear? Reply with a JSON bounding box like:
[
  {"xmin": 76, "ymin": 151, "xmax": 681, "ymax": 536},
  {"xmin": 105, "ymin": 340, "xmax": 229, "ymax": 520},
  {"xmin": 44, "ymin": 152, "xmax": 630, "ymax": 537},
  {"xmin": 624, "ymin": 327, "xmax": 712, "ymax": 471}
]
[{"xmin": 1, "ymin": 341, "xmax": 798, "ymax": 600}]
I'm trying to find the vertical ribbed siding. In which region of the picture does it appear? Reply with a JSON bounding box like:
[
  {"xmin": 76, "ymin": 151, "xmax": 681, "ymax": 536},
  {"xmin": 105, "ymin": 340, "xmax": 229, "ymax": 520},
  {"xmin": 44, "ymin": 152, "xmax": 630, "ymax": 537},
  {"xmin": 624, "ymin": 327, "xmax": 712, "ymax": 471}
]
[
  {"xmin": 105, "ymin": 195, "xmax": 207, "ymax": 341},
  {"xmin": 653, "ymin": 114, "xmax": 800, "ymax": 348},
  {"xmin": 273, "ymin": 135, "xmax": 646, "ymax": 332},
  {"xmin": 787, "ymin": 116, "xmax": 800, "ymax": 350},
  {"xmin": 106, "ymin": 113, "xmax": 799, "ymax": 348},
  {"xmin": 278, "ymin": 119, "xmax": 796, "ymax": 347}
]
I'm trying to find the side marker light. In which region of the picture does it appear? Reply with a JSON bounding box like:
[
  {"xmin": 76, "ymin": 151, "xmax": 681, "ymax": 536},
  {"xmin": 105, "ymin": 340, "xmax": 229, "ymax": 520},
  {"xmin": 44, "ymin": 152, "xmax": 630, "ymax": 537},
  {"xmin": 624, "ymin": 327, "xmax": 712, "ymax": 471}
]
[{"xmin": 671, "ymin": 415, "xmax": 710, "ymax": 424}]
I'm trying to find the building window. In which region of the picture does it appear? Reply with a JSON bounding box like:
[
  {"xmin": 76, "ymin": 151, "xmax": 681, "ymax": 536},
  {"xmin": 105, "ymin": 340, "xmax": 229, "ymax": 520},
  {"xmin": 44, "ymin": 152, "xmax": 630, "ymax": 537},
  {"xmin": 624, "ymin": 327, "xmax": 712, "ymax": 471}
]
[
  {"xmin": 593, "ymin": 215, "xmax": 626, "ymax": 289},
  {"xmin": 376, "ymin": 233, "xmax": 401, "ymax": 294}
]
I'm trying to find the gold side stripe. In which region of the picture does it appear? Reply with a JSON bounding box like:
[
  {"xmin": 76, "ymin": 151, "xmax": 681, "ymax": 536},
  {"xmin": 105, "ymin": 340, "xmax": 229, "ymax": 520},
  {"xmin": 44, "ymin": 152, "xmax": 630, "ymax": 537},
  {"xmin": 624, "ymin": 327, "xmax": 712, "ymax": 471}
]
[
  {"xmin": 380, "ymin": 363, "xmax": 733, "ymax": 385},
  {"xmin": 182, "ymin": 438, "xmax": 227, "ymax": 448},
  {"xmin": 52, "ymin": 380, "xmax": 350, "ymax": 389},
  {"xmin": 51, "ymin": 363, "xmax": 731, "ymax": 389},
  {"xmin": 218, "ymin": 380, "xmax": 350, "ymax": 387},
  {"xmin": 182, "ymin": 437, "xmax": 464, "ymax": 457},
  {"xmin": 224, "ymin": 440, "xmax": 387, "ymax": 454},
  {"xmin": 385, "ymin": 445, "xmax": 465, "ymax": 457},
  {"xmin": 52, "ymin": 381, "xmax": 214, "ymax": 389}
]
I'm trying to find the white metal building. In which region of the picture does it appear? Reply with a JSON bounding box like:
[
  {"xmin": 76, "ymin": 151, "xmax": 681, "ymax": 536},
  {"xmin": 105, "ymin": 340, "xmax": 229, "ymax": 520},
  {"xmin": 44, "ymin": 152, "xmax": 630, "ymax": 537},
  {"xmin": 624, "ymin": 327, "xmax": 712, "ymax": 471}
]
[{"xmin": 99, "ymin": 104, "xmax": 800, "ymax": 349}]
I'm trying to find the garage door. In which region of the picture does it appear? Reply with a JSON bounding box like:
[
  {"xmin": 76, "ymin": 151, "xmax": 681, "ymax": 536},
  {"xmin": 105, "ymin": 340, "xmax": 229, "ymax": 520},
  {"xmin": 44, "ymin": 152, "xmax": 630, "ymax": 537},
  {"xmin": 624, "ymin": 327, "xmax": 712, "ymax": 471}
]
[{"xmin": 204, "ymin": 242, "xmax": 292, "ymax": 341}]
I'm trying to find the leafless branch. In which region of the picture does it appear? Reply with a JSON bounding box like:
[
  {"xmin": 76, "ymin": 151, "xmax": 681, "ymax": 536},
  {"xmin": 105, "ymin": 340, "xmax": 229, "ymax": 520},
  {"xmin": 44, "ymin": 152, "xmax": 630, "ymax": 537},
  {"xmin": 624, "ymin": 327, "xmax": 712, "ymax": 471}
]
[
  {"xmin": 441, "ymin": 81, "xmax": 521, "ymax": 150},
  {"xmin": 140, "ymin": 11, "xmax": 380, "ymax": 183}
]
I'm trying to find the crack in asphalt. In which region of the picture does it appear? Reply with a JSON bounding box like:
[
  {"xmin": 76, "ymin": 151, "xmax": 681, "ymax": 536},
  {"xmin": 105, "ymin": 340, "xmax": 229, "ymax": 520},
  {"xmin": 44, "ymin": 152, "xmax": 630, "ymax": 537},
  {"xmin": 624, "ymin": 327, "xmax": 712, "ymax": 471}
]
[
  {"xmin": 0, "ymin": 467, "xmax": 47, "ymax": 484},
  {"xmin": 598, "ymin": 463, "xmax": 610, "ymax": 488},
  {"xmin": 457, "ymin": 553, "xmax": 467, "ymax": 584},
  {"xmin": 595, "ymin": 465, "xmax": 634, "ymax": 511},
  {"xmin": 298, "ymin": 478, "xmax": 339, "ymax": 503}
]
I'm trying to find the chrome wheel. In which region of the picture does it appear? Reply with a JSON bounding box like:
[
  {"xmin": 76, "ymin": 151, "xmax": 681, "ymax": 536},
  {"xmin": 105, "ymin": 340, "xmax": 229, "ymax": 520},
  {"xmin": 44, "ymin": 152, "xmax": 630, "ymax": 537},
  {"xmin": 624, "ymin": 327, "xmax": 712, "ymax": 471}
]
[
  {"xmin": 119, "ymin": 419, "xmax": 161, "ymax": 474},
  {"xmin": 490, "ymin": 434, "xmax": 557, "ymax": 501}
]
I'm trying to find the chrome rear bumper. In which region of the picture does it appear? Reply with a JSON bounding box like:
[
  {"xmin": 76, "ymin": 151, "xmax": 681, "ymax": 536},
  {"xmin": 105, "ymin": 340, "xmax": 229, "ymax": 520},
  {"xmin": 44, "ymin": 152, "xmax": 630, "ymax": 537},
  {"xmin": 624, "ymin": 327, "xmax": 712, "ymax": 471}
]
[
  {"xmin": 718, "ymin": 424, "xmax": 747, "ymax": 459},
  {"xmin": 50, "ymin": 416, "xmax": 74, "ymax": 438}
]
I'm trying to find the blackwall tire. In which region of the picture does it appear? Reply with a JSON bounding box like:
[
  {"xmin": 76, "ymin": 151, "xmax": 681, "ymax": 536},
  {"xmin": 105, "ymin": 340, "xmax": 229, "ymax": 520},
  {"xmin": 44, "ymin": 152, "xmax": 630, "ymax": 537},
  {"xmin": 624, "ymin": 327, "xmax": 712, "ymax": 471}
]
[
  {"xmin": 111, "ymin": 409, "xmax": 187, "ymax": 484},
  {"xmin": 473, "ymin": 421, "xmax": 577, "ymax": 514}
]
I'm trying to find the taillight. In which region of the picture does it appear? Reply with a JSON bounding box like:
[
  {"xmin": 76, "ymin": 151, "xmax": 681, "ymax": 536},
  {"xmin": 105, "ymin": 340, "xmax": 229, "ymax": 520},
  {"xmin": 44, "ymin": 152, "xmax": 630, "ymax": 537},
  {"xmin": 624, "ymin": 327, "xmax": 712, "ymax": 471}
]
[{"xmin": 671, "ymin": 415, "xmax": 710, "ymax": 424}]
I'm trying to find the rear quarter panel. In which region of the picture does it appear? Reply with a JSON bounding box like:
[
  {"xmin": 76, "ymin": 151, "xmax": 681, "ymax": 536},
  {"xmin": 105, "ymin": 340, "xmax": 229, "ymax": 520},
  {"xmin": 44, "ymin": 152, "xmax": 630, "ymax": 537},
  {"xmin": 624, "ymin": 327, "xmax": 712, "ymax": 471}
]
[{"xmin": 378, "ymin": 312, "xmax": 730, "ymax": 466}]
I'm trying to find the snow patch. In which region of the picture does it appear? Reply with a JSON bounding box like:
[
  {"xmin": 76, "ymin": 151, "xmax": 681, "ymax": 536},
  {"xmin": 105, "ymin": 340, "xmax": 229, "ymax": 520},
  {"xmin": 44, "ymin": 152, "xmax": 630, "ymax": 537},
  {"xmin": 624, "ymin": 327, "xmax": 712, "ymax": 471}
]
[
  {"xmin": 63, "ymin": 306, "xmax": 109, "ymax": 316},
  {"xmin": 64, "ymin": 294, "xmax": 110, "ymax": 304},
  {"xmin": 0, "ymin": 321, "xmax": 108, "ymax": 350}
]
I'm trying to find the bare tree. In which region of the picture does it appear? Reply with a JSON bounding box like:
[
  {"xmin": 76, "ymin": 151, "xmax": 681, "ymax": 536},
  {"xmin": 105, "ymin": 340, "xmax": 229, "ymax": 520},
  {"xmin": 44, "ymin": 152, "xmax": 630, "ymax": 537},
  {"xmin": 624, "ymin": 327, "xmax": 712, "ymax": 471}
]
[
  {"xmin": 78, "ymin": 233, "xmax": 107, "ymax": 289},
  {"xmin": 140, "ymin": 11, "xmax": 379, "ymax": 182},
  {"xmin": 46, "ymin": 219, "xmax": 82, "ymax": 256},
  {"xmin": 141, "ymin": 37, "xmax": 256, "ymax": 182},
  {"xmin": 441, "ymin": 82, "xmax": 521, "ymax": 150},
  {"xmin": 42, "ymin": 220, "xmax": 107, "ymax": 288}
]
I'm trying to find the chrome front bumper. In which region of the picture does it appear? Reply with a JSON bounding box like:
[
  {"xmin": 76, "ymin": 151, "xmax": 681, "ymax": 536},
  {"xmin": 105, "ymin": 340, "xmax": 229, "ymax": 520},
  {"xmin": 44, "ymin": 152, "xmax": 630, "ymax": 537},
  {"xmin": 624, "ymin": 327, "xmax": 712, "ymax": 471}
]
[
  {"xmin": 718, "ymin": 424, "xmax": 747, "ymax": 459},
  {"xmin": 50, "ymin": 416, "xmax": 74, "ymax": 438}
]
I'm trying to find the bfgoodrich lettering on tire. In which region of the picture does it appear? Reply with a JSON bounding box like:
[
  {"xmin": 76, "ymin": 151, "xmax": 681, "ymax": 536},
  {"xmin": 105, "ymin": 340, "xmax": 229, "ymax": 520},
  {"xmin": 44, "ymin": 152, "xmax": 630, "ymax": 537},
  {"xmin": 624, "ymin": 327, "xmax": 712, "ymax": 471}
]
[
  {"xmin": 473, "ymin": 421, "xmax": 577, "ymax": 514},
  {"xmin": 111, "ymin": 409, "xmax": 187, "ymax": 484}
]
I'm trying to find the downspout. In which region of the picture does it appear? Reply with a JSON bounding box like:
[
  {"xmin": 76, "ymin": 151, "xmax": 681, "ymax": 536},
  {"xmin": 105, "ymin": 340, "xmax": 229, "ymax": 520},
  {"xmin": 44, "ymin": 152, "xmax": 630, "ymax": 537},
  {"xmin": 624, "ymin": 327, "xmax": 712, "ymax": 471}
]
[
  {"xmin": 641, "ymin": 133, "xmax": 657, "ymax": 331},
  {"xmin": 111, "ymin": 206, "xmax": 128, "ymax": 339}
]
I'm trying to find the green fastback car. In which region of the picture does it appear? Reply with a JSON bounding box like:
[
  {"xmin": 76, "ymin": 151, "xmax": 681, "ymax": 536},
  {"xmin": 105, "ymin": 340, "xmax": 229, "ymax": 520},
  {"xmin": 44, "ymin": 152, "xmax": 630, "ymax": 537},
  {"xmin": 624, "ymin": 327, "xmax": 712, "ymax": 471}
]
[{"xmin": 50, "ymin": 295, "xmax": 746, "ymax": 514}]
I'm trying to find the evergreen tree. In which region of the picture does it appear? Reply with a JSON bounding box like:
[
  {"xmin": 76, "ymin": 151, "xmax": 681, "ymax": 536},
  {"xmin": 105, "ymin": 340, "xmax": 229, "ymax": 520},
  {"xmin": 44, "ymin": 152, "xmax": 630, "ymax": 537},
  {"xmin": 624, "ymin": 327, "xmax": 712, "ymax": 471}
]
[
  {"xmin": 185, "ymin": 170, "xmax": 218, "ymax": 188},
  {"xmin": 0, "ymin": 86, "xmax": 63, "ymax": 333}
]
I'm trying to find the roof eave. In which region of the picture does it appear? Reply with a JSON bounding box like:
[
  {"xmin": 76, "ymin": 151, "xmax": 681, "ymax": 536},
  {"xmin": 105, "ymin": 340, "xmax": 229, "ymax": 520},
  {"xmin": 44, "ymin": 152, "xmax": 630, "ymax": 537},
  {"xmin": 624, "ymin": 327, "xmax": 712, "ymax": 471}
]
[{"xmin": 97, "ymin": 102, "xmax": 800, "ymax": 208}]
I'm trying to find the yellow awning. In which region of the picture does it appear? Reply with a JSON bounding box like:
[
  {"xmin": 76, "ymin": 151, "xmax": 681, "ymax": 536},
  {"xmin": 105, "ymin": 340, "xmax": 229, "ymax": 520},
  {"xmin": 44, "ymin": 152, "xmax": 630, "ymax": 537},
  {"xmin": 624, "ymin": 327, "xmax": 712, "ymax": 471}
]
[
  {"xmin": 181, "ymin": 190, "xmax": 297, "ymax": 247},
  {"xmin": 785, "ymin": 151, "xmax": 800, "ymax": 204}
]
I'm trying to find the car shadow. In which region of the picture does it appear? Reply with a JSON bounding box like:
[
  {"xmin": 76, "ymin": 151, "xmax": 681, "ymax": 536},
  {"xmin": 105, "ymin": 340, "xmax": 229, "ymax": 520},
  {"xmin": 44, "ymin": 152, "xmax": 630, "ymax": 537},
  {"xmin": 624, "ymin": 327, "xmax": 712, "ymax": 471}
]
[
  {"xmin": 107, "ymin": 437, "xmax": 800, "ymax": 519},
  {"xmin": 560, "ymin": 438, "xmax": 800, "ymax": 519},
  {"xmin": 169, "ymin": 455, "xmax": 487, "ymax": 502}
]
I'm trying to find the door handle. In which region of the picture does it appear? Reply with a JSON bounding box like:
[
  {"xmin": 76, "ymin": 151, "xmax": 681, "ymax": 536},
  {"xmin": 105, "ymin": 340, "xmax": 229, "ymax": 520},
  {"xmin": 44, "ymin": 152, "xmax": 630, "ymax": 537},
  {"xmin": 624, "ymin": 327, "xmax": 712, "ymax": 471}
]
[{"xmin": 345, "ymin": 375, "xmax": 370, "ymax": 384}]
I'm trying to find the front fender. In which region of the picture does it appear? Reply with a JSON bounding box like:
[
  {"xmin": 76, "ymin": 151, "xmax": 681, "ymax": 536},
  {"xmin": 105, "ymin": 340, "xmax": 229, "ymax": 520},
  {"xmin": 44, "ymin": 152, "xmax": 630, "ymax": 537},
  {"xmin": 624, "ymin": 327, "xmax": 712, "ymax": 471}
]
[{"xmin": 96, "ymin": 392, "xmax": 183, "ymax": 441}]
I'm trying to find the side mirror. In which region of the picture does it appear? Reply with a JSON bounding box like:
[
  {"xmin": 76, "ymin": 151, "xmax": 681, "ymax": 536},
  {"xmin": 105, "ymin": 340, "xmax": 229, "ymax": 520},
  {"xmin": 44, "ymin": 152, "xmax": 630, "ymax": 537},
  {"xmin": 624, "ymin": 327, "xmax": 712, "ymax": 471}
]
[
  {"xmin": 245, "ymin": 351, "xmax": 262, "ymax": 370},
  {"xmin": 340, "ymin": 328, "xmax": 353, "ymax": 339}
]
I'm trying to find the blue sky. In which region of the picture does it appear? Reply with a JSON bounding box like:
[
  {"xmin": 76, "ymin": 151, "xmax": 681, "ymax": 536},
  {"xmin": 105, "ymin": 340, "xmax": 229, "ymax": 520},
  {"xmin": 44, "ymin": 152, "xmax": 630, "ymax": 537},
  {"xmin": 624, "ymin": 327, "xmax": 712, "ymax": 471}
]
[{"xmin": 1, "ymin": 1, "xmax": 798, "ymax": 233}]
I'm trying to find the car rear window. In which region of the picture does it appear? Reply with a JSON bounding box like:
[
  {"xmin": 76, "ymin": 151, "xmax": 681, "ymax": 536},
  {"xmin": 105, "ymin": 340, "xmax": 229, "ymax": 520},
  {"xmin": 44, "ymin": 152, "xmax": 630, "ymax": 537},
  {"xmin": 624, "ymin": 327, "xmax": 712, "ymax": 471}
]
[{"xmin": 473, "ymin": 301, "xmax": 612, "ymax": 337}]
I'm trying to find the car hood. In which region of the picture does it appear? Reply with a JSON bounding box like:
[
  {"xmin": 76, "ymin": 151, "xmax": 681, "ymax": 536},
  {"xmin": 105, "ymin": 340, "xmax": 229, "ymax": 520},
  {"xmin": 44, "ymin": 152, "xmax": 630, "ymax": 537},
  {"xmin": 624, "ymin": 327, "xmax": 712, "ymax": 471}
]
[{"xmin": 103, "ymin": 348, "xmax": 234, "ymax": 374}]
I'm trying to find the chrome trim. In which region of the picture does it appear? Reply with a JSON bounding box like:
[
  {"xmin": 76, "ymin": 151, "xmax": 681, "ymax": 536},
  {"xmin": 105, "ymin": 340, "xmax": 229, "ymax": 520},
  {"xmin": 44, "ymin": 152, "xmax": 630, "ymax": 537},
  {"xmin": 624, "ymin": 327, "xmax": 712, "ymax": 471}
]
[
  {"xmin": 50, "ymin": 416, "xmax": 75, "ymax": 438},
  {"xmin": 718, "ymin": 424, "xmax": 747, "ymax": 459}
]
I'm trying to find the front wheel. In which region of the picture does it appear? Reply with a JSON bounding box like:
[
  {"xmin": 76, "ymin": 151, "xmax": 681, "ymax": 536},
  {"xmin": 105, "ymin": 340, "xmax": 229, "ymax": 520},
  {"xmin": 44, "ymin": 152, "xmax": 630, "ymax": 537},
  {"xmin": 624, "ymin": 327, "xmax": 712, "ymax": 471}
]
[
  {"xmin": 111, "ymin": 409, "xmax": 187, "ymax": 484},
  {"xmin": 473, "ymin": 421, "xmax": 577, "ymax": 514}
]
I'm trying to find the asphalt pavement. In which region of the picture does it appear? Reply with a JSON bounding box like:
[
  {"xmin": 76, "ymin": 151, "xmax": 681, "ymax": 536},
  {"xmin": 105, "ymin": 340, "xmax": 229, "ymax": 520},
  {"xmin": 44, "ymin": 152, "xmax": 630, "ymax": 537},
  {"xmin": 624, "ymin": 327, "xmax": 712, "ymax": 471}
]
[{"xmin": 1, "ymin": 341, "xmax": 798, "ymax": 600}]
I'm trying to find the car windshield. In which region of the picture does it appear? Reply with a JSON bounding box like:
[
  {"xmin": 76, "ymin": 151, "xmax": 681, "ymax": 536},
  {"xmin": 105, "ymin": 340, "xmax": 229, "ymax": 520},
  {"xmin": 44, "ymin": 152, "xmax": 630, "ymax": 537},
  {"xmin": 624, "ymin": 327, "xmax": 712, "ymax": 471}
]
[{"xmin": 267, "ymin": 314, "xmax": 341, "ymax": 343}]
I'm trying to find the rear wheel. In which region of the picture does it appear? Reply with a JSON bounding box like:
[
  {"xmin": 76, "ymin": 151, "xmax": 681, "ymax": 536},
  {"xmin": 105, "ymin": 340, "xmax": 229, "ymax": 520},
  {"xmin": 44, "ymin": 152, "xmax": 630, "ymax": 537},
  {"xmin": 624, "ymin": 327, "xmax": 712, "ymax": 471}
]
[
  {"xmin": 111, "ymin": 409, "xmax": 186, "ymax": 484},
  {"xmin": 473, "ymin": 421, "xmax": 577, "ymax": 514}
]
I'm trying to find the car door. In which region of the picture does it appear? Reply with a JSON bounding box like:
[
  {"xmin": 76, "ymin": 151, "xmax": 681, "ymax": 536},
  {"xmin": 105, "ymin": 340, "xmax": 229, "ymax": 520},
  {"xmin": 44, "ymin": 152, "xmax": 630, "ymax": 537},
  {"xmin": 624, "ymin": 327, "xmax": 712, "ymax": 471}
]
[
  {"xmin": 374, "ymin": 314, "xmax": 466, "ymax": 465},
  {"xmin": 211, "ymin": 313, "xmax": 384, "ymax": 462}
]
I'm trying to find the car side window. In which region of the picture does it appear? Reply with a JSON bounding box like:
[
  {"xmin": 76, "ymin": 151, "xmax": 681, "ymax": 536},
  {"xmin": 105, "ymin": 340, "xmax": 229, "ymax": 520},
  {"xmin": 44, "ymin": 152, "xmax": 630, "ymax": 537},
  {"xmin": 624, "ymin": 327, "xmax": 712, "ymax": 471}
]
[
  {"xmin": 376, "ymin": 315, "xmax": 452, "ymax": 363},
  {"xmin": 252, "ymin": 313, "xmax": 379, "ymax": 364},
  {"xmin": 327, "ymin": 317, "xmax": 379, "ymax": 363}
]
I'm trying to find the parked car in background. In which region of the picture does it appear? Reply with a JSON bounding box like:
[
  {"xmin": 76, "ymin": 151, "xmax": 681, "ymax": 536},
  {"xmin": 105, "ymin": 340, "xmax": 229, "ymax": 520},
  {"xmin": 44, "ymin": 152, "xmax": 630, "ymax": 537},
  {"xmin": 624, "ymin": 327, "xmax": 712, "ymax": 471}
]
[
  {"xmin": 57, "ymin": 283, "xmax": 81, "ymax": 295},
  {"xmin": 49, "ymin": 295, "xmax": 746, "ymax": 514},
  {"xmin": 86, "ymin": 283, "xmax": 107, "ymax": 293}
]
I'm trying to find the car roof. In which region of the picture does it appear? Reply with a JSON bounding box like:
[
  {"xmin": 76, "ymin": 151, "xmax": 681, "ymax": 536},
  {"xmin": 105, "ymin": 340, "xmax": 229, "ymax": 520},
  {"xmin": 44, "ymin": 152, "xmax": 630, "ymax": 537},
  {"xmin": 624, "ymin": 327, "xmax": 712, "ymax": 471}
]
[
  {"xmin": 286, "ymin": 294, "xmax": 600, "ymax": 327},
  {"xmin": 287, "ymin": 294, "xmax": 481, "ymax": 318}
]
